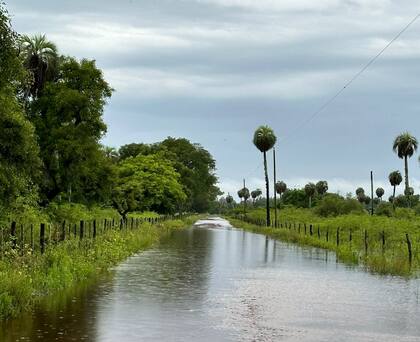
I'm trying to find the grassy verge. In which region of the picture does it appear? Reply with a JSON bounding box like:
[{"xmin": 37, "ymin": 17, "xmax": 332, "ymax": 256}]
[
  {"xmin": 228, "ymin": 208, "xmax": 420, "ymax": 277},
  {"xmin": 0, "ymin": 215, "xmax": 199, "ymax": 320}
]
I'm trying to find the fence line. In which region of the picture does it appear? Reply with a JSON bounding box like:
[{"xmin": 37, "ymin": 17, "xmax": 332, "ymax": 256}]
[
  {"xmin": 0, "ymin": 213, "xmax": 187, "ymax": 255},
  {"xmin": 233, "ymin": 214, "xmax": 416, "ymax": 265}
]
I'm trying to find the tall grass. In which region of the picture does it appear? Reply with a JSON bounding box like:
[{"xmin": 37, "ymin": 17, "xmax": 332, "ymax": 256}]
[
  {"xmin": 229, "ymin": 208, "xmax": 420, "ymax": 277},
  {"xmin": 0, "ymin": 215, "xmax": 198, "ymax": 320}
]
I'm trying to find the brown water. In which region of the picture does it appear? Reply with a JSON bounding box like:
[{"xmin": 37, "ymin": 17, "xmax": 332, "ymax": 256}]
[{"xmin": 2, "ymin": 217, "xmax": 420, "ymax": 341}]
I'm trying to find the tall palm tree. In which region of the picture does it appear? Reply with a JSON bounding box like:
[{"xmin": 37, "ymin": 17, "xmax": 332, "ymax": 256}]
[
  {"xmin": 375, "ymin": 187, "xmax": 384, "ymax": 201},
  {"xmin": 393, "ymin": 133, "xmax": 418, "ymax": 193},
  {"xmin": 253, "ymin": 126, "xmax": 276, "ymax": 226},
  {"xmin": 304, "ymin": 183, "xmax": 316, "ymax": 208},
  {"xmin": 315, "ymin": 181, "xmax": 328, "ymax": 196},
  {"xmin": 388, "ymin": 170, "xmax": 402, "ymax": 208},
  {"xmin": 19, "ymin": 34, "xmax": 58, "ymax": 98},
  {"xmin": 226, "ymin": 193, "xmax": 233, "ymax": 208},
  {"xmin": 355, "ymin": 187, "xmax": 365, "ymax": 198}
]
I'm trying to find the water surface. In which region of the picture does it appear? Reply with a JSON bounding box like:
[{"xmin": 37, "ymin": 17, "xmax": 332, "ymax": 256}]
[{"xmin": 2, "ymin": 217, "xmax": 420, "ymax": 341}]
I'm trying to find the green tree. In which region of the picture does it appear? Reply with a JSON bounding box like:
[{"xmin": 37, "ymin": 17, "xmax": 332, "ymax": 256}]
[
  {"xmin": 393, "ymin": 133, "xmax": 418, "ymax": 193},
  {"xmin": 275, "ymin": 181, "xmax": 287, "ymax": 199},
  {"xmin": 19, "ymin": 34, "xmax": 58, "ymax": 98},
  {"xmin": 251, "ymin": 189, "xmax": 262, "ymax": 205},
  {"xmin": 304, "ymin": 183, "xmax": 316, "ymax": 208},
  {"xmin": 0, "ymin": 5, "xmax": 41, "ymax": 214},
  {"xmin": 159, "ymin": 138, "xmax": 220, "ymax": 212},
  {"xmin": 355, "ymin": 187, "xmax": 365, "ymax": 198},
  {"xmin": 113, "ymin": 154, "xmax": 186, "ymax": 219},
  {"xmin": 253, "ymin": 126, "xmax": 276, "ymax": 226},
  {"xmin": 376, "ymin": 187, "xmax": 385, "ymax": 201},
  {"xmin": 31, "ymin": 57, "xmax": 113, "ymax": 204},
  {"xmin": 315, "ymin": 181, "xmax": 328, "ymax": 196},
  {"xmin": 388, "ymin": 171, "xmax": 402, "ymax": 208}
]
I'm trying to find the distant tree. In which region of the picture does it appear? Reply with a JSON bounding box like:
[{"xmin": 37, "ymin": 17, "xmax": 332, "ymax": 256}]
[
  {"xmin": 19, "ymin": 34, "xmax": 58, "ymax": 98},
  {"xmin": 388, "ymin": 170, "xmax": 403, "ymax": 208},
  {"xmin": 375, "ymin": 187, "xmax": 385, "ymax": 201},
  {"xmin": 355, "ymin": 187, "xmax": 365, "ymax": 198},
  {"xmin": 393, "ymin": 133, "xmax": 418, "ymax": 193},
  {"xmin": 281, "ymin": 189, "xmax": 307, "ymax": 208},
  {"xmin": 304, "ymin": 183, "xmax": 316, "ymax": 208},
  {"xmin": 251, "ymin": 189, "xmax": 262, "ymax": 204},
  {"xmin": 238, "ymin": 187, "xmax": 250, "ymax": 214},
  {"xmin": 226, "ymin": 193, "xmax": 234, "ymax": 207},
  {"xmin": 253, "ymin": 126, "xmax": 276, "ymax": 226},
  {"xmin": 364, "ymin": 195, "xmax": 371, "ymax": 206},
  {"xmin": 275, "ymin": 181, "xmax": 287, "ymax": 199},
  {"xmin": 315, "ymin": 181, "xmax": 328, "ymax": 196}
]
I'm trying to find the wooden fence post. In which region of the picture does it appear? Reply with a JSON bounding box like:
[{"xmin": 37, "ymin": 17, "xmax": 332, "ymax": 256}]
[
  {"xmin": 11, "ymin": 221, "xmax": 17, "ymax": 249},
  {"xmin": 40, "ymin": 223, "xmax": 45, "ymax": 254},
  {"xmin": 364, "ymin": 230, "xmax": 368, "ymax": 255},
  {"xmin": 349, "ymin": 229, "xmax": 352, "ymax": 243},
  {"xmin": 406, "ymin": 233, "xmax": 412, "ymax": 265},
  {"xmin": 93, "ymin": 220, "xmax": 97, "ymax": 239},
  {"xmin": 336, "ymin": 227, "xmax": 340, "ymax": 246},
  {"xmin": 61, "ymin": 220, "xmax": 66, "ymax": 241},
  {"xmin": 317, "ymin": 226, "xmax": 320, "ymax": 239},
  {"xmin": 80, "ymin": 220, "xmax": 84, "ymax": 240},
  {"xmin": 326, "ymin": 228, "xmax": 329, "ymax": 242},
  {"xmin": 304, "ymin": 224, "xmax": 307, "ymax": 235},
  {"xmin": 381, "ymin": 230, "xmax": 385, "ymax": 253},
  {"xmin": 309, "ymin": 224, "xmax": 313, "ymax": 236}
]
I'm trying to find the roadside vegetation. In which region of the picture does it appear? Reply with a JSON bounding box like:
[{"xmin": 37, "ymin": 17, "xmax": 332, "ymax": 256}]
[{"xmin": 0, "ymin": 215, "xmax": 199, "ymax": 320}]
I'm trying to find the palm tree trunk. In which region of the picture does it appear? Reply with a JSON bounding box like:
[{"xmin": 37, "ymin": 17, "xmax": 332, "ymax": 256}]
[
  {"xmin": 273, "ymin": 147, "xmax": 277, "ymax": 227},
  {"xmin": 309, "ymin": 196, "xmax": 312, "ymax": 208},
  {"xmin": 264, "ymin": 151, "xmax": 270, "ymax": 226},
  {"xmin": 404, "ymin": 155, "xmax": 409, "ymax": 193},
  {"xmin": 393, "ymin": 185, "xmax": 396, "ymax": 209}
]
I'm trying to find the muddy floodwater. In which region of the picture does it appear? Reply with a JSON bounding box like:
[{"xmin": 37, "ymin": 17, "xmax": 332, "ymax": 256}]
[{"xmin": 2, "ymin": 217, "xmax": 420, "ymax": 341}]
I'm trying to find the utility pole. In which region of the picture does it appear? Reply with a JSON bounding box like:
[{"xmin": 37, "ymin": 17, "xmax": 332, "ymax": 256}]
[
  {"xmin": 273, "ymin": 147, "xmax": 277, "ymax": 227},
  {"xmin": 370, "ymin": 171, "xmax": 374, "ymax": 216}
]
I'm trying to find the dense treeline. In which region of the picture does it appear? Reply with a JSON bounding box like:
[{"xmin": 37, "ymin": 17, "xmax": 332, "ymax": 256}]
[{"xmin": 0, "ymin": 5, "xmax": 219, "ymax": 222}]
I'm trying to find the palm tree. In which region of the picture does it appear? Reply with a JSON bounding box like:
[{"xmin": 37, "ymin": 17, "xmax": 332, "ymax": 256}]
[
  {"xmin": 251, "ymin": 189, "xmax": 262, "ymax": 205},
  {"xmin": 388, "ymin": 170, "xmax": 402, "ymax": 208},
  {"xmin": 253, "ymin": 126, "xmax": 276, "ymax": 226},
  {"xmin": 375, "ymin": 187, "xmax": 385, "ymax": 201},
  {"xmin": 19, "ymin": 34, "xmax": 58, "ymax": 98},
  {"xmin": 355, "ymin": 187, "xmax": 365, "ymax": 198},
  {"xmin": 316, "ymin": 181, "xmax": 328, "ymax": 196},
  {"xmin": 275, "ymin": 181, "xmax": 287, "ymax": 199},
  {"xmin": 393, "ymin": 133, "xmax": 418, "ymax": 193},
  {"xmin": 238, "ymin": 187, "xmax": 250, "ymax": 215},
  {"xmin": 304, "ymin": 183, "xmax": 316, "ymax": 208},
  {"xmin": 226, "ymin": 193, "xmax": 233, "ymax": 208}
]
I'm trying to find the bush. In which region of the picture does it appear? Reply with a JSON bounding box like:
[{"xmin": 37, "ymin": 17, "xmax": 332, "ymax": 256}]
[
  {"xmin": 375, "ymin": 202, "xmax": 394, "ymax": 217},
  {"xmin": 394, "ymin": 208, "xmax": 416, "ymax": 220},
  {"xmin": 314, "ymin": 194, "xmax": 364, "ymax": 217}
]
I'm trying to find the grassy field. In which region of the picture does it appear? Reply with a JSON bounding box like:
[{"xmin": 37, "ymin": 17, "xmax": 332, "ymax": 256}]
[
  {"xmin": 229, "ymin": 208, "xmax": 420, "ymax": 277},
  {"xmin": 0, "ymin": 215, "xmax": 199, "ymax": 320}
]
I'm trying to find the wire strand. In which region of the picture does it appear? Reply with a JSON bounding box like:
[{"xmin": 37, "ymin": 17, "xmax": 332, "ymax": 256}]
[{"xmin": 280, "ymin": 13, "xmax": 420, "ymax": 144}]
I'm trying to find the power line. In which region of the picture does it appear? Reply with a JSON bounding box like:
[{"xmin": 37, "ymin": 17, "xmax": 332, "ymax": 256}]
[{"xmin": 280, "ymin": 13, "xmax": 420, "ymax": 144}]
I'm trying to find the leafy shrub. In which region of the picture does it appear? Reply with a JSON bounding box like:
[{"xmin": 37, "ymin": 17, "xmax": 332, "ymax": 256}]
[
  {"xmin": 375, "ymin": 202, "xmax": 394, "ymax": 217},
  {"xmin": 394, "ymin": 208, "xmax": 416, "ymax": 220},
  {"xmin": 314, "ymin": 194, "xmax": 364, "ymax": 217}
]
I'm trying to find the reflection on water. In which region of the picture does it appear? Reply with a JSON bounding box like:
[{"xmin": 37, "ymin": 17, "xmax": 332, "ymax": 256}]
[{"xmin": 2, "ymin": 217, "xmax": 420, "ymax": 341}]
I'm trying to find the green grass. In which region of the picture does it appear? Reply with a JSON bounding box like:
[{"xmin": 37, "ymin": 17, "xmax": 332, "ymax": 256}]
[
  {"xmin": 0, "ymin": 215, "xmax": 199, "ymax": 320},
  {"xmin": 229, "ymin": 208, "xmax": 420, "ymax": 277}
]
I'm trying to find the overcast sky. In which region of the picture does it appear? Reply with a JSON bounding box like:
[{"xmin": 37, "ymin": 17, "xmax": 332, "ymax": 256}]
[{"xmin": 7, "ymin": 0, "xmax": 420, "ymax": 199}]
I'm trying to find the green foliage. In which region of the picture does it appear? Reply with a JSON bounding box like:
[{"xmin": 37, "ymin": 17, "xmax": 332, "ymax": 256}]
[
  {"xmin": 393, "ymin": 132, "xmax": 418, "ymax": 159},
  {"xmin": 113, "ymin": 154, "xmax": 186, "ymax": 217},
  {"xmin": 118, "ymin": 138, "xmax": 220, "ymax": 212},
  {"xmin": 0, "ymin": 217, "xmax": 195, "ymax": 319},
  {"xmin": 30, "ymin": 57, "xmax": 113, "ymax": 204},
  {"xmin": 315, "ymin": 180, "xmax": 328, "ymax": 195},
  {"xmin": 314, "ymin": 194, "xmax": 364, "ymax": 217},
  {"xmin": 282, "ymin": 189, "xmax": 308, "ymax": 208},
  {"xmin": 275, "ymin": 181, "xmax": 287, "ymax": 195},
  {"xmin": 375, "ymin": 202, "xmax": 394, "ymax": 217},
  {"xmin": 253, "ymin": 125, "xmax": 277, "ymax": 152}
]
